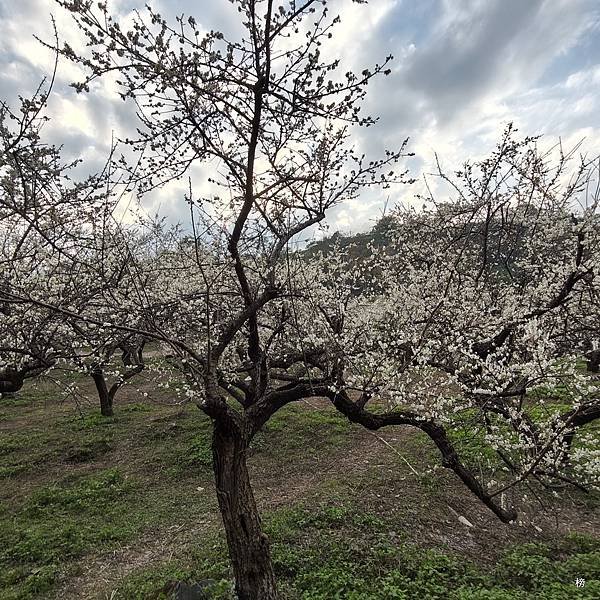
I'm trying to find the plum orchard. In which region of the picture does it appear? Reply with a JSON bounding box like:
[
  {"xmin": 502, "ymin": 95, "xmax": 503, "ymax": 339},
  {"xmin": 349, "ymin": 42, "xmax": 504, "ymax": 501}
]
[
  {"xmin": 0, "ymin": 80, "xmax": 148, "ymax": 411},
  {"xmin": 1, "ymin": 1, "xmax": 599, "ymax": 598}
]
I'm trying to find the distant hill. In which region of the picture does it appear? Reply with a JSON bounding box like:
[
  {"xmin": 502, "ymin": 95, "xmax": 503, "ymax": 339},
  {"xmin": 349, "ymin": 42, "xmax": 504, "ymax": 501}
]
[{"xmin": 304, "ymin": 216, "xmax": 397, "ymax": 260}]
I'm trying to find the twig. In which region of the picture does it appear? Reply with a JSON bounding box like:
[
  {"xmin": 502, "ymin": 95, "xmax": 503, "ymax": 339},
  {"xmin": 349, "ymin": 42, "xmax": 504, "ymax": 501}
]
[{"xmin": 366, "ymin": 430, "xmax": 420, "ymax": 476}]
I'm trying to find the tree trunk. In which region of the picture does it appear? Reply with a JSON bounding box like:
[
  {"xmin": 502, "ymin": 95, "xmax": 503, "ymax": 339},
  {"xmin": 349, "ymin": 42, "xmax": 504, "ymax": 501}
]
[
  {"xmin": 91, "ymin": 368, "xmax": 113, "ymax": 417},
  {"xmin": 212, "ymin": 423, "xmax": 278, "ymax": 600},
  {"xmin": 586, "ymin": 349, "xmax": 600, "ymax": 373}
]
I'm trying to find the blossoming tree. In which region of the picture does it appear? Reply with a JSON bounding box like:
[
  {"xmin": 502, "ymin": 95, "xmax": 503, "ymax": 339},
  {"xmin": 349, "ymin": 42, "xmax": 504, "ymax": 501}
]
[
  {"xmin": 0, "ymin": 77, "xmax": 150, "ymax": 411},
  {"xmin": 1, "ymin": 1, "xmax": 598, "ymax": 598},
  {"xmin": 299, "ymin": 130, "xmax": 600, "ymax": 497}
]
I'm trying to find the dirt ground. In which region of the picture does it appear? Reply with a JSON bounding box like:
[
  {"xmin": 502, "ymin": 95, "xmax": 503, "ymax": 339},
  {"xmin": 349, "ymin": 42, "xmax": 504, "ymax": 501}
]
[{"xmin": 1, "ymin": 377, "xmax": 598, "ymax": 599}]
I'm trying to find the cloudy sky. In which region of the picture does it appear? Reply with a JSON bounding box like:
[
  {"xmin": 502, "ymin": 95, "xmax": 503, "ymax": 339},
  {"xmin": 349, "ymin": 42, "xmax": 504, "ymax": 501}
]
[{"xmin": 1, "ymin": 0, "xmax": 599, "ymax": 234}]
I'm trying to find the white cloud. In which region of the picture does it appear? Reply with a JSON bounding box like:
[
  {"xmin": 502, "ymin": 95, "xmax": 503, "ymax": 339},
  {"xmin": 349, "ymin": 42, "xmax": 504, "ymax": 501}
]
[{"xmin": 1, "ymin": 0, "xmax": 599, "ymax": 234}]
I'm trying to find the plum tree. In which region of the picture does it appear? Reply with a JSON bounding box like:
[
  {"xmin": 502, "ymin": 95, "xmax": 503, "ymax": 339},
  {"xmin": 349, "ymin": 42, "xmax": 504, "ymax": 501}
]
[
  {"xmin": 1, "ymin": 1, "xmax": 598, "ymax": 598},
  {"xmin": 0, "ymin": 74, "xmax": 149, "ymax": 411}
]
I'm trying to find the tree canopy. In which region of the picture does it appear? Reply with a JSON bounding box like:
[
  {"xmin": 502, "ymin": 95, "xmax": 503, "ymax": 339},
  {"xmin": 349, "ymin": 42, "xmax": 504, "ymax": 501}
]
[{"xmin": 1, "ymin": 2, "xmax": 599, "ymax": 598}]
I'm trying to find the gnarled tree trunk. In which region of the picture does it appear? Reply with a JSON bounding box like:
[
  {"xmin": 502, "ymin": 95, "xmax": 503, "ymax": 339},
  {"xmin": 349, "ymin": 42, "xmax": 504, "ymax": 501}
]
[{"xmin": 212, "ymin": 422, "xmax": 277, "ymax": 600}]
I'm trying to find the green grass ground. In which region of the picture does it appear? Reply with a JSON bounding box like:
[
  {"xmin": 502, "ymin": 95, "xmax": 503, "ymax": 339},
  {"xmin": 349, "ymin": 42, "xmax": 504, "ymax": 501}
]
[{"xmin": 1, "ymin": 371, "xmax": 599, "ymax": 599}]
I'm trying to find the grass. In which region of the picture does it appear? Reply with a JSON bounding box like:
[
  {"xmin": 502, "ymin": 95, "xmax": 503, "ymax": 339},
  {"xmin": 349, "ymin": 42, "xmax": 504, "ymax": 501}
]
[
  {"xmin": 1, "ymin": 468, "xmax": 137, "ymax": 599},
  {"xmin": 0, "ymin": 371, "xmax": 599, "ymax": 599},
  {"xmin": 250, "ymin": 403, "xmax": 352, "ymax": 456},
  {"xmin": 0, "ymin": 374, "xmax": 219, "ymax": 599},
  {"xmin": 113, "ymin": 502, "xmax": 600, "ymax": 599}
]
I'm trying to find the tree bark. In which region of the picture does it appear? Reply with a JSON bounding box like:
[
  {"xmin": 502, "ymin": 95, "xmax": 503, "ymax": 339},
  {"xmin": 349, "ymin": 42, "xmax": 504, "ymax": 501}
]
[
  {"xmin": 586, "ymin": 349, "xmax": 600, "ymax": 373},
  {"xmin": 91, "ymin": 367, "xmax": 113, "ymax": 417},
  {"xmin": 212, "ymin": 423, "xmax": 278, "ymax": 600}
]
